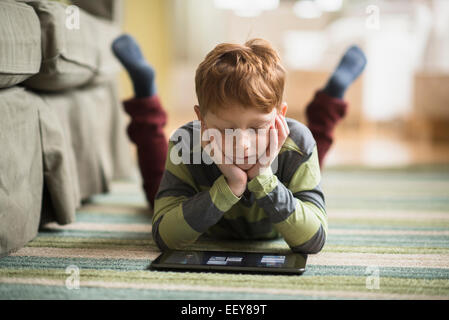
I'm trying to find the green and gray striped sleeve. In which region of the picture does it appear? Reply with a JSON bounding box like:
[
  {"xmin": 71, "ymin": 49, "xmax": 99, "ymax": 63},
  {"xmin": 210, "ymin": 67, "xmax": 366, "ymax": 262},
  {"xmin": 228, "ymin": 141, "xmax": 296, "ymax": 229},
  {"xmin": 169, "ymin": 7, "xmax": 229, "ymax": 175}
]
[
  {"xmin": 152, "ymin": 141, "xmax": 242, "ymax": 250},
  {"xmin": 247, "ymin": 144, "xmax": 327, "ymax": 254}
]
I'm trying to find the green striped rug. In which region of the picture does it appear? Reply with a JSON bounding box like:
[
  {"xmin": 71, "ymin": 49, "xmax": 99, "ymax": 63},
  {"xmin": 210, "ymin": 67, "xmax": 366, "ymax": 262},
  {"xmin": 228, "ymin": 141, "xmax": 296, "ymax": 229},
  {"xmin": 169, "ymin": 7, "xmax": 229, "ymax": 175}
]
[{"xmin": 1, "ymin": 164, "xmax": 449, "ymax": 300}]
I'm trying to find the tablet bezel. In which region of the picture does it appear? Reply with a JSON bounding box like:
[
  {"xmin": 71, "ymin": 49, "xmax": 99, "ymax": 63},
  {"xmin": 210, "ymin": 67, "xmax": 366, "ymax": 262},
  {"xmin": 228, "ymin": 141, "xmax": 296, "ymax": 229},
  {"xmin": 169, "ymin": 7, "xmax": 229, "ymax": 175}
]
[{"xmin": 150, "ymin": 250, "xmax": 307, "ymax": 275}]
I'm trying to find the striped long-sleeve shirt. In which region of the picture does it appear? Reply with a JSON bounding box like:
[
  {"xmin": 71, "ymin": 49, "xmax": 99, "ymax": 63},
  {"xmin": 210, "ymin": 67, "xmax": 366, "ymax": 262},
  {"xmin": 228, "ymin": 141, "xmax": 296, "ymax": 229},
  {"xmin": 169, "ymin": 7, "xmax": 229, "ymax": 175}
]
[{"xmin": 153, "ymin": 117, "xmax": 327, "ymax": 254}]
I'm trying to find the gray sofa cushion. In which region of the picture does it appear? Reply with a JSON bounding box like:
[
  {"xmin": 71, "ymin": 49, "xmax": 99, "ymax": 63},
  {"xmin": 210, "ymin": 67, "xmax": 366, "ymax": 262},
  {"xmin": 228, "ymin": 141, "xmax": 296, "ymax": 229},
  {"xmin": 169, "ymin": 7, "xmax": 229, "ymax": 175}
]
[
  {"xmin": 0, "ymin": 0, "xmax": 41, "ymax": 89},
  {"xmin": 40, "ymin": 79, "xmax": 133, "ymax": 200},
  {"xmin": 0, "ymin": 87, "xmax": 43, "ymax": 256},
  {"xmin": 0, "ymin": 80, "xmax": 133, "ymax": 256},
  {"xmin": 23, "ymin": 0, "xmax": 121, "ymax": 92},
  {"xmin": 37, "ymin": 92, "xmax": 80, "ymax": 225},
  {"xmin": 0, "ymin": 85, "xmax": 86, "ymax": 257},
  {"xmin": 41, "ymin": 89, "xmax": 105, "ymax": 200}
]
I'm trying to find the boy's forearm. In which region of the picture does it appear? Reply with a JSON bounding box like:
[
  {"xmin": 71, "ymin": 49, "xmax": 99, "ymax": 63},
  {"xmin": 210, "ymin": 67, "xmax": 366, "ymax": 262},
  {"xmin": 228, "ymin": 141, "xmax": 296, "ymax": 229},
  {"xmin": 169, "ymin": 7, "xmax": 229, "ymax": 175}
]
[
  {"xmin": 247, "ymin": 166, "xmax": 327, "ymax": 254},
  {"xmin": 153, "ymin": 174, "xmax": 242, "ymax": 250}
]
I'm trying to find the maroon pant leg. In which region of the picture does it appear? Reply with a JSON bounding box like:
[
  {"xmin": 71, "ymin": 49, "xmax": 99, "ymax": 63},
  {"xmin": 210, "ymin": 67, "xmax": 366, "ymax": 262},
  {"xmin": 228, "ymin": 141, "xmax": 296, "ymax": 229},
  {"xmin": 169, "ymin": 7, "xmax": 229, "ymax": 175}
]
[
  {"xmin": 305, "ymin": 91, "xmax": 348, "ymax": 168},
  {"xmin": 123, "ymin": 95, "xmax": 168, "ymax": 210}
]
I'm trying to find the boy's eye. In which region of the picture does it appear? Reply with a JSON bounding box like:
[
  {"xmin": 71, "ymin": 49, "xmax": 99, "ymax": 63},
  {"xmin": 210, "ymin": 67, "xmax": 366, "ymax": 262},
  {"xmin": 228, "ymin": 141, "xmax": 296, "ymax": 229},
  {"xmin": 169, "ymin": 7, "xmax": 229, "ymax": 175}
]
[
  {"xmin": 218, "ymin": 125, "xmax": 267, "ymax": 132},
  {"xmin": 254, "ymin": 123, "xmax": 270, "ymax": 130}
]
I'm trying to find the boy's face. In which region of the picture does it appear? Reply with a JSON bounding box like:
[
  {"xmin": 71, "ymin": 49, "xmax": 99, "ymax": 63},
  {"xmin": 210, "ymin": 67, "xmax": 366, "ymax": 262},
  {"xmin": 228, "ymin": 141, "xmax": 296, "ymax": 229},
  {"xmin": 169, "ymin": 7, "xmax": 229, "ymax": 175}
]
[{"xmin": 194, "ymin": 102, "xmax": 287, "ymax": 171}]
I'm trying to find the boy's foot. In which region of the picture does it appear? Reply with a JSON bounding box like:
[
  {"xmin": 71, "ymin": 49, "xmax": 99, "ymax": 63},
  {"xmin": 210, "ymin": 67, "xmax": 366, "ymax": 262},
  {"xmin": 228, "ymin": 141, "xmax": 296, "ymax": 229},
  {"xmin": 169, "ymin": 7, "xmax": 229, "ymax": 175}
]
[
  {"xmin": 112, "ymin": 34, "xmax": 156, "ymax": 98},
  {"xmin": 322, "ymin": 45, "xmax": 367, "ymax": 99}
]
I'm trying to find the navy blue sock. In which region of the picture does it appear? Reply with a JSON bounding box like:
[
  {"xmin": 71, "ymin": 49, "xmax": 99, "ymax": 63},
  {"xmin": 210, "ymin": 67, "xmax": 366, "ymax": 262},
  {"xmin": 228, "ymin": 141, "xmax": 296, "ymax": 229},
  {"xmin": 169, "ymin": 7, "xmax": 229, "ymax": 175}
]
[
  {"xmin": 322, "ymin": 45, "xmax": 367, "ymax": 99},
  {"xmin": 112, "ymin": 34, "xmax": 156, "ymax": 98}
]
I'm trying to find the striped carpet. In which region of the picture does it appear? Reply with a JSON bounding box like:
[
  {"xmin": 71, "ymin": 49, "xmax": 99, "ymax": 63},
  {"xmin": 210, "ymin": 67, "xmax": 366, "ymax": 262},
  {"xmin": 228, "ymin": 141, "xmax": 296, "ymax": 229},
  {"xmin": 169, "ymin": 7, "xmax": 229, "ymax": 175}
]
[{"xmin": 1, "ymin": 164, "xmax": 449, "ymax": 300}]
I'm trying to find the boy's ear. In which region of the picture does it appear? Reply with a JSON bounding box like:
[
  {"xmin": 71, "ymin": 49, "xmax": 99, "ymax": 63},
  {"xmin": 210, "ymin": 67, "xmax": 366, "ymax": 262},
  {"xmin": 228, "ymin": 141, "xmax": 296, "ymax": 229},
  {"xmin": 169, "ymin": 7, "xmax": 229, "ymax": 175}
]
[
  {"xmin": 194, "ymin": 105, "xmax": 203, "ymax": 121},
  {"xmin": 279, "ymin": 102, "xmax": 288, "ymax": 117}
]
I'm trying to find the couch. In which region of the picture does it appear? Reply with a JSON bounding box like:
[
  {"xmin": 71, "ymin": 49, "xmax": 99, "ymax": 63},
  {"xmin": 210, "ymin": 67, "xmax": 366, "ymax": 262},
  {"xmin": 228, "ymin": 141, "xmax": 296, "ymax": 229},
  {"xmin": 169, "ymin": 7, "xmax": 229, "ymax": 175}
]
[{"xmin": 0, "ymin": 0, "xmax": 133, "ymax": 257}]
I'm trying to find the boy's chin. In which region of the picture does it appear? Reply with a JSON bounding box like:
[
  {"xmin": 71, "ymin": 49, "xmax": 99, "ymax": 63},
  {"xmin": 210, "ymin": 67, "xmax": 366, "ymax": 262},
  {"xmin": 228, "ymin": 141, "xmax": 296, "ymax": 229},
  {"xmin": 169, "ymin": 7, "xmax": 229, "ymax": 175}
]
[{"xmin": 236, "ymin": 163, "xmax": 255, "ymax": 171}]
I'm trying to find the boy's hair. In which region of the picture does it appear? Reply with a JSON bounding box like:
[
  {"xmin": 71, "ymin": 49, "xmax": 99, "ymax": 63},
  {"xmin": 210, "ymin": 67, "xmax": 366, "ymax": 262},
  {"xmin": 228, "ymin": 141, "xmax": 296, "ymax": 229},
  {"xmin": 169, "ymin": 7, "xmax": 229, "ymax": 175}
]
[{"xmin": 195, "ymin": 38, "xmax": 286, "ymax": 116}]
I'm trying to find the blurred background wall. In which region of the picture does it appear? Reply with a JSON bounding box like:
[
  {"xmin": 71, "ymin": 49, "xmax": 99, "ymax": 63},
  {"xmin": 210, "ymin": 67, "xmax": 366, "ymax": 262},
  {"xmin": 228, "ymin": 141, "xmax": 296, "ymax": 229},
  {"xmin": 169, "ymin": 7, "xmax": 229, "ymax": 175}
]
[
  {"xmin": 118, "ymin": 0, "xmax": 449, "ymax": 167},
  {"xmin": 119, "ymin": 0, "xmax": 173, "ymax": 107}
]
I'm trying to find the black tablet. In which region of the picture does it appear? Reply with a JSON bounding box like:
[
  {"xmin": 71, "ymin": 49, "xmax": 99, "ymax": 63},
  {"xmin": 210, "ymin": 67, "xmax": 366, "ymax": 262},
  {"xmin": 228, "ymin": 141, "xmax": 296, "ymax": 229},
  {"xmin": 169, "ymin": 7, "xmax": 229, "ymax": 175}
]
[{"xmin": 150, "ymin": 250, "xmax": 307, "ymax": 275}]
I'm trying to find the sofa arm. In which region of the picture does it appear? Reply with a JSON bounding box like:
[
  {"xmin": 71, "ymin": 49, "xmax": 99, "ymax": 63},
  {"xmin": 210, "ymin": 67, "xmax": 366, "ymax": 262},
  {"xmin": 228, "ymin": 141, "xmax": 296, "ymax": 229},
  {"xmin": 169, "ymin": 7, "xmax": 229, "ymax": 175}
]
[{"xmin": 0, "ymin": 0, "xmax": 41, "ymax": 89}]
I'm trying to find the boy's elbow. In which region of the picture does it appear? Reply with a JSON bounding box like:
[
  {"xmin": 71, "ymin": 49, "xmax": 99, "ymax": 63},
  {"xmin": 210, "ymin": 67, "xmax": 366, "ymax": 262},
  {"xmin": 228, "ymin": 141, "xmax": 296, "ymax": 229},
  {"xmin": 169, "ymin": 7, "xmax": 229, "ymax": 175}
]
[
  {"xmin": 152, "ymin": 223, "xmax": 189, "ymax": 252},
  {"xmin": 152, "ymin": 218, "xmax": 171, "ymax": 252},
  {"xmin": 153, "ymin": 233, "xmax": 184, "ymax": 252},
  {"xmin": 153, "ymin": 232, "xmax": 169, "ymax": 252},
  {"xmin": 291, "ymin": 225, "xmax": 326, "ymax": 254}
]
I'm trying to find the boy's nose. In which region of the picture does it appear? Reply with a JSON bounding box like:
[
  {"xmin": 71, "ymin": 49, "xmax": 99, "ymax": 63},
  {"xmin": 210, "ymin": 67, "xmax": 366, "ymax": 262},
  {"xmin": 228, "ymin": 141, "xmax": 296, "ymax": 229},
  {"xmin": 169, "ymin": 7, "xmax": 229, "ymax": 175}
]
[{"xmin": 236, "ymin": 130, "xmax": 254, "ymax": 157}]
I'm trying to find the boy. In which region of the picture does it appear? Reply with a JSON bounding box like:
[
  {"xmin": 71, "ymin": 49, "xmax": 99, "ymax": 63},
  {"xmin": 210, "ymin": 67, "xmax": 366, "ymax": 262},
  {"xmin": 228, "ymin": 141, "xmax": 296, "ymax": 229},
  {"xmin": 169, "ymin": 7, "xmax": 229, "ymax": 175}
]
[{"xmin": 112, "ymin": 36, "xmax": 366, "ymax": 254}]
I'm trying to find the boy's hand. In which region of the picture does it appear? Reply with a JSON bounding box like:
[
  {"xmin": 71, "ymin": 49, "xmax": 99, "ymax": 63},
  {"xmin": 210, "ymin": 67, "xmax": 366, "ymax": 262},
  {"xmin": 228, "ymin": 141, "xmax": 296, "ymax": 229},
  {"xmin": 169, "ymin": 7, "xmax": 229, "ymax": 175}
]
[
  {"xmin": 247, "ymin": 113, "xmax": 290, "ymax": 181},
  {"xmin": 202, "ymin": 133, "xmax": 247, "ymax": 197},
  {"xmin": 217, "ymin": 161, "xmax": 248, "ymax": 197}
]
